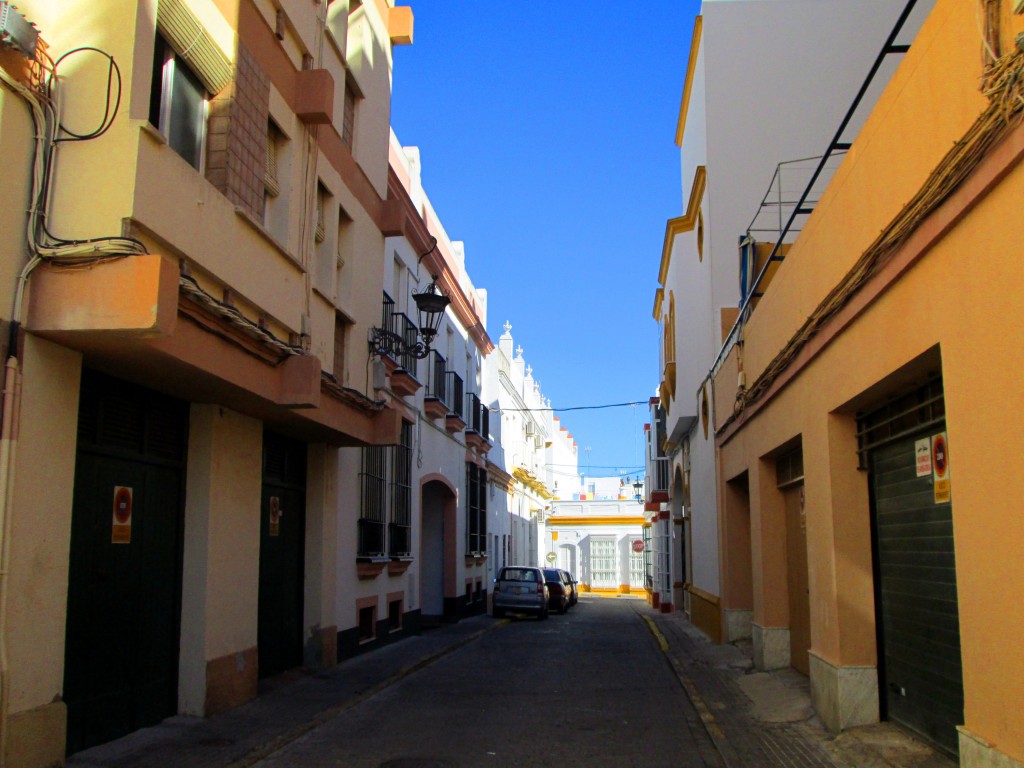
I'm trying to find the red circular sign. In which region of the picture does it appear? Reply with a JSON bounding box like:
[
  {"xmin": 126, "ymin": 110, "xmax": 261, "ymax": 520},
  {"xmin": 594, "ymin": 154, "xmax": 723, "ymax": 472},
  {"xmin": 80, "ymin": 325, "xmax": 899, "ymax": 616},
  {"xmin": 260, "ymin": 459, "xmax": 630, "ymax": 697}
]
[
  {"xmin": 933, "ymin": 435, "xmax": 948, "ymax": 477},
  {"xmin": 113, "ymin": 487, "xmax": 132, "ymax": 524},
  {"xmin": 632, "ymin": 539, "xmax": 644, "ymax": 553}
]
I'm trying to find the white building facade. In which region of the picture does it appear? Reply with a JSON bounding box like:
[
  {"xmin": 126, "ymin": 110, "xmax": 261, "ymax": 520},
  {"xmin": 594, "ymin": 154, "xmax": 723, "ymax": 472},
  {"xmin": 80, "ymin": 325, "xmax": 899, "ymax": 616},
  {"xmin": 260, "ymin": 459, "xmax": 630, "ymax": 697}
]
[
  {"xmin": 336, "ymin": 134, "xmax": 494, "ymax": 654},
  {"xmin": 483, "ymin": 323, "xmax": 556, "ymax": 569},
  {"xmin": 547, "ymin": 475, "xmax": 647, "ymax": 596},
  {"xmin": 652, "ymin": 0, "xmax": 934, "ymax": 643}
]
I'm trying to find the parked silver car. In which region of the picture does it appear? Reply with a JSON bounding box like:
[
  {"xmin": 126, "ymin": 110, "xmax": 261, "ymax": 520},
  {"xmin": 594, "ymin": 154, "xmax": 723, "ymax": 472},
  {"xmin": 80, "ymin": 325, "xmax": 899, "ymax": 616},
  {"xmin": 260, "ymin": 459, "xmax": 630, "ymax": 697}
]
[{"xmin": 492, "ymin": 566, "xmax": 549, "ymax": 619}]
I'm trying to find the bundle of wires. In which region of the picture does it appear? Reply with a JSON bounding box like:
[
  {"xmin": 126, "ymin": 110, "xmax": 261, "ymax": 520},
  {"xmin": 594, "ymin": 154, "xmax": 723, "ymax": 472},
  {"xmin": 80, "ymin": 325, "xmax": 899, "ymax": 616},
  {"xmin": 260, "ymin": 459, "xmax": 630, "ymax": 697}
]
[{"xmin": 1, "ymin": 47, "xmax": 146, "ymax": 271}]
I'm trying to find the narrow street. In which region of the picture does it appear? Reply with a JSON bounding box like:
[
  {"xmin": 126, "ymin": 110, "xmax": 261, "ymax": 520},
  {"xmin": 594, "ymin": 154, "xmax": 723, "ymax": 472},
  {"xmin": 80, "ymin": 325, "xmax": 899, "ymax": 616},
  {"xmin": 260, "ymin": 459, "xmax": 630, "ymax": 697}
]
[
  {"xmin": 252, "ymin": 598, "xmax": 719, "ymax": 768},
  {"xmin": 68, "ymin": 597, "xmax": 952, "ymax": 768}
]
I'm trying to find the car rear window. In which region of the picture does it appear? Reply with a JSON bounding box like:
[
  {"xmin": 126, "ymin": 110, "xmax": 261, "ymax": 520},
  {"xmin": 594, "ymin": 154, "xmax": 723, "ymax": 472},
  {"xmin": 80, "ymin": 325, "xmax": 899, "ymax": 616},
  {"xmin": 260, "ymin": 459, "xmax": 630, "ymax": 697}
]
[
  {"xmin": 543, "ymin": 569, "xmax": 560, "ymax": 581},
  {"xmin": 500, "ymin": 568, "xmax": 537, "ymax": 582}
]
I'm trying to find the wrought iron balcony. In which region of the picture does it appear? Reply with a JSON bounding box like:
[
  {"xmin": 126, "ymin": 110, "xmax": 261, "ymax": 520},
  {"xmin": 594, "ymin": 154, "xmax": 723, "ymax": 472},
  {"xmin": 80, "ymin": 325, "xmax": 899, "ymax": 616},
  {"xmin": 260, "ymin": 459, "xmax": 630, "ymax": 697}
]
[{"xmin": 446, "ymin": 372, "xmax": 464, "ymax": 420}]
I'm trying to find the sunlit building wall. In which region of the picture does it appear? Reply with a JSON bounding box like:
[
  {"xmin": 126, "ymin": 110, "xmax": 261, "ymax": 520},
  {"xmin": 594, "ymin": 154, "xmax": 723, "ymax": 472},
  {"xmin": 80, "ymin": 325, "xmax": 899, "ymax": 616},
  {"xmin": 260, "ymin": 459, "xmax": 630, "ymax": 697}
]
[
  {"xmin": 483, "ymin": 324, "xmax": 552, "ymax": 568},
  {"xmin": 654, "ymin": 0, "xmax": 930, "ymax": 644},
  {"xmin": 710, "ymin": 0, "xmax": 1024, "ymax": 761},
  {"xmin": 0, "ymin": 0, "xmax": 414, "ymax": 762},
  {"xmin": 342, "ymin": 132, "xmax": 494, "ymax": 640}
]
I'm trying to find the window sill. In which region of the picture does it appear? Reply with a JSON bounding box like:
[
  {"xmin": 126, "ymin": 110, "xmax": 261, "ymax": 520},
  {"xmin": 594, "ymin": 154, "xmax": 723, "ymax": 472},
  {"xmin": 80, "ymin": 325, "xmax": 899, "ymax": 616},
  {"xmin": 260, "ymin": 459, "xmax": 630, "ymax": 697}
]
[
  {"xmin": 388, "ymin": 558, "xmax": 413, "ymax": 576},
  {"xmin": 357, "ymin": 558, "xmax": 389, "ymax": 579},
  {"xmin": 464, "ymin": 554, "xmax": 487, "ymax": 567},
  {"xmin": 234, "ymin": 206, "xmax": 306, "ymax": 274},
  {"xmin": 139, "ymin": 120, "xmax": 168, "ymax": 146}
]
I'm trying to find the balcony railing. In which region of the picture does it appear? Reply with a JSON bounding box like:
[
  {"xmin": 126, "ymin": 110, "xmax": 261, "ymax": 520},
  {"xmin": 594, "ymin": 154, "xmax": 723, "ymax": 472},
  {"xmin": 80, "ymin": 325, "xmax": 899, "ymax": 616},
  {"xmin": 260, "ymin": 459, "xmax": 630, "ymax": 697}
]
[
  {"xmin": 652, "ymin": 457, "xmax": 670, "ymax": 493},
  {"xmin": 378, "ymin": 292, "xmax": 418, "ymax": 373},
  {"xmin": 392, "ymin": 311, "xmax": 417, "ymax": 373},
  {"xmin": 426, "ymin": 350, "xmax": 447, "ymax": 405},
  {"xmin": 445, "ymin": 372, "xmax": 464, "ymax": 419},
  {"xmin": 466, "ymin": 392, "xmax": 488, "ymax": 437}
]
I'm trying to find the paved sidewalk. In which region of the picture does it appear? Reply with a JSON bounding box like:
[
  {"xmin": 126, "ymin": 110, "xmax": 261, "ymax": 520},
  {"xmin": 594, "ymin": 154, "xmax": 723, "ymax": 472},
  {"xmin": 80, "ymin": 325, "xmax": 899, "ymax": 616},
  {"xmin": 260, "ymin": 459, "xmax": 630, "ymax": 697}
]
[
  {"xmin": 635, "ymin": 601, "xmax": 957, "ymax": 768},
  {"xmin": 67, "ymin": 616, "xmax": 499, "ymax": 768}
]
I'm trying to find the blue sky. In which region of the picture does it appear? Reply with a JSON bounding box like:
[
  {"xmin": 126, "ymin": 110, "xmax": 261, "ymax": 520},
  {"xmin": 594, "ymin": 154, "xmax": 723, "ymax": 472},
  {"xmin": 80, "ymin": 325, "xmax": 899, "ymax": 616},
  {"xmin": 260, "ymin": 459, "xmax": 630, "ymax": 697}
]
[{"xmin": 391, "ymin": 3, "xmax": 701, "ymax": 479}]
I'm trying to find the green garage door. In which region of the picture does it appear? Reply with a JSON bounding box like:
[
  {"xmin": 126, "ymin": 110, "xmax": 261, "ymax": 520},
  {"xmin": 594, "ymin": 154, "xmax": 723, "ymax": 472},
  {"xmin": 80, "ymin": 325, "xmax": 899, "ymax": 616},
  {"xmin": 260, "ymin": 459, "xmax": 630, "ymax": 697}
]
[
  {"xmin": 861, "ymin": 380, "xmax": 963, "ymax": 755},
  {"xmin": 64, "ymin": 370, "xmax": 188, "ymax": 754}
]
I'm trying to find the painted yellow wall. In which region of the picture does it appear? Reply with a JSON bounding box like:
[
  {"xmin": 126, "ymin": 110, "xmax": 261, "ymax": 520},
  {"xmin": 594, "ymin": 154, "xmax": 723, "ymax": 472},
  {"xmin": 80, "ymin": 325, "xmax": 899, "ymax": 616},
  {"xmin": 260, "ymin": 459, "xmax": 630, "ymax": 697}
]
[
  {"xmin": 716, "ymin": 0, "xmax": 1024, "ymax": 759},
  {"xmin": 0, "ymin": 84, "xmax": 34, "ymax": 318},
  {"xmin": 20, "ymin": 0, "xmax": 146, "ymax": 243},
  {"xmin": 180, "ymin": 404, "xmax": 262, "ymax": 713},
  {"xmin": 6, "ymin": 337, "xmax": 81, "ymax": 713}
]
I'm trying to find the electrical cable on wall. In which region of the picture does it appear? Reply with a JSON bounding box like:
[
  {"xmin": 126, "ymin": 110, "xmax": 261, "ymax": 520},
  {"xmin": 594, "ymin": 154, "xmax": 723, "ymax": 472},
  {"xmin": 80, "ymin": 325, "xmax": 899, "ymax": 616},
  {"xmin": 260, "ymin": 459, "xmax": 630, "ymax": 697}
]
[{"xmin": 48, "ymin": 48, "xmax": 121, "ymax": 142}]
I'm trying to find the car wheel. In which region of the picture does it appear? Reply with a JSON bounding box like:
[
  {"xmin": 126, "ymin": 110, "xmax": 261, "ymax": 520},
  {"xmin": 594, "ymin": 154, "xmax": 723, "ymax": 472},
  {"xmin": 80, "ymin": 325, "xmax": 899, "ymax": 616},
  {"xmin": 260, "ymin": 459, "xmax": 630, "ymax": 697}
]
[
  {"xmin": 493, "ymin": 606, "xmax": 505, "ymax": 618},
  {"xmin": 539, "ymin": 607, "xmax": 549, "ymax": 621},
  {"xmin": 558, "ymin": 598, "xmax": 567, "ymax": 615}
]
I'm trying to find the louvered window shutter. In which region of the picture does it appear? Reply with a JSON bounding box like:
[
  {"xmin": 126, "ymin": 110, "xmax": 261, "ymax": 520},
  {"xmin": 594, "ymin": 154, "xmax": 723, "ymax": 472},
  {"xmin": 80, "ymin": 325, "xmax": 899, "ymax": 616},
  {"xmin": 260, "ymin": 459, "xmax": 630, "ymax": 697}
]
[
  {"xmin": 156, "ymin": 0, "xmax": 233, "ymax": 95},
  {"xmin": 265, "ymin": 122, "xmax": 280, "ymax": 197}
]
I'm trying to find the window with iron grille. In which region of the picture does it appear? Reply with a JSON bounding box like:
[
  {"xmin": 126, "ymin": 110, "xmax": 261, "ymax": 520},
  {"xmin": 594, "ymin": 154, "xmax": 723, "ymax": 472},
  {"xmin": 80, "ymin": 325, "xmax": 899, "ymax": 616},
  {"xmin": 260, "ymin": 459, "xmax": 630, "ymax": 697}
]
[
  {"xmin": 389, "ymin": 421, "xmax": 413, "ymax": 556},
  {"xmin": 465, "ymin": 462, "xmax": 487, "ymax": 555},
  {"xmin": 358, "ymin": 445, "xmax": 386, "ymax": 556}
]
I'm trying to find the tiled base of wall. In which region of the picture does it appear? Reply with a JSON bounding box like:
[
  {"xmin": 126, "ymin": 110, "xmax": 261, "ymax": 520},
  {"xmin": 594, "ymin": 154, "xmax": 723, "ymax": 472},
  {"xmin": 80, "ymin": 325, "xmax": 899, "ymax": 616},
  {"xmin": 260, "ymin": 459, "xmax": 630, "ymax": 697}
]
[
  {"xmin": 4, "ymin": 701, "xmax": 66, "ymax": 768},
  {"xmin": 959, "ymin": 726, "xmax": 1024, "ymax": 768},
  {"xmin": 808, "ymin": 650, "xmax": 878, "ymax": 732},
  {"xmin": 206, "ymin": 646, "xmax": 258, "ymax": 716}
]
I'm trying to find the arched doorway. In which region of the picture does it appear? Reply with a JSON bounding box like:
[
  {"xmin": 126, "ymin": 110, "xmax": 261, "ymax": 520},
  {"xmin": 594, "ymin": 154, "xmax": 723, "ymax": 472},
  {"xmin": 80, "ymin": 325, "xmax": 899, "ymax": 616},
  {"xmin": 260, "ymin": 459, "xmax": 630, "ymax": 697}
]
[
  {"xmin": 673, "ymin": 467, "xmax": 689, "ymax": 616},
  {"xmin": 420, "ymin": 477, "xmax": 456, "ymax": 625}
]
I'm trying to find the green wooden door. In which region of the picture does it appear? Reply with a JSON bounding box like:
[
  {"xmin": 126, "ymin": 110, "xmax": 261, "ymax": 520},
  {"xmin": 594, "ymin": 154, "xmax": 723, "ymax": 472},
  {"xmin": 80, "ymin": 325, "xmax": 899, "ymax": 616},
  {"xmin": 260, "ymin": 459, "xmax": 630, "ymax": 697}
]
[
  {"xmin": 64, "ymin": 371, "xmax": 187, "ymax": 754},
  {"xmin": 258, "ymin": 431, "xmax": 306, "ymax": 679}
]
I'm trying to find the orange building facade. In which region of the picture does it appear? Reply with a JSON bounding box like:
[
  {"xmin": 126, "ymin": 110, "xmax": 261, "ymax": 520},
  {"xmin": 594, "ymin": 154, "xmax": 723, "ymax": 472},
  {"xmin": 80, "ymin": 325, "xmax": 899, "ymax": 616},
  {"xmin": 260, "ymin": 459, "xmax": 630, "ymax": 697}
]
[{"xmin": 709, "ymin": 0, "xmax": 1024, "ymax": 763}]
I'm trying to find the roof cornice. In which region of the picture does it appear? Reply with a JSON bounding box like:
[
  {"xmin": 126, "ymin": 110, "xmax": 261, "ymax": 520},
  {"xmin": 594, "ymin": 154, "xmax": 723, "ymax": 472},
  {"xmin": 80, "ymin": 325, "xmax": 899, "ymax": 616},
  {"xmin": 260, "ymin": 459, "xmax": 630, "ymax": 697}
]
[{"xmin": 675, "ymin": 15, "xmax": 703, "ymax": 148}]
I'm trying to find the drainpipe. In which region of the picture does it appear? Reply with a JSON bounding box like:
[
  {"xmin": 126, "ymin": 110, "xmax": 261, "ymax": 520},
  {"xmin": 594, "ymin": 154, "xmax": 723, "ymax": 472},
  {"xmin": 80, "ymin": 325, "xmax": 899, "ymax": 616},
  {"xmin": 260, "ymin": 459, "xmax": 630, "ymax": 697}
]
[
  {"xmin": 0, "ymin": 352, "xmax": 23, "ymax": 768},
  {"xmin": 0, "ymin": 252, "xmax": 41, "ymax": 768}
]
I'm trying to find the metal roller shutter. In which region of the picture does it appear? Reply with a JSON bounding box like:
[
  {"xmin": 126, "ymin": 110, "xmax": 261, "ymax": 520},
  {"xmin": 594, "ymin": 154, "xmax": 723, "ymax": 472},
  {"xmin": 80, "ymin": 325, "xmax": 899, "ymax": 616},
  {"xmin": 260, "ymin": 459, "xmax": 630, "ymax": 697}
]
[{"xmin": 860, "ymin": 380, "xmax": 963, "ymax": 755}]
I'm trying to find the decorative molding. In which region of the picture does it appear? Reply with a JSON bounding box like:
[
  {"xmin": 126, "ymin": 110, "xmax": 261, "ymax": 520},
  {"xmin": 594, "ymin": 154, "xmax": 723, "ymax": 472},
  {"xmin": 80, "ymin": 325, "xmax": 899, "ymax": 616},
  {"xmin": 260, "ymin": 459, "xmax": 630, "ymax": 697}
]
[
  {"xmin": 676, "ymin": 15, "xmax": 703, "ymax": 148},
  {"xmin": 659, "ymin": 166, "xmax": 707, "ymax": 287}
]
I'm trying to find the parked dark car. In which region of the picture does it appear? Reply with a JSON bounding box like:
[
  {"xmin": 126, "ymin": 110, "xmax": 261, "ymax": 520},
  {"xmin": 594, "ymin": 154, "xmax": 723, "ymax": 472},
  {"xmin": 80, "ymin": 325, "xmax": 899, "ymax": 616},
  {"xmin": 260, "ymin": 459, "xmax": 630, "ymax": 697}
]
[
  {"xmin": 542, "ymin": 568, "xmax": 573, "ymax": 614},
  {"xmin": 492, "ymin": 566, "xmax": 549, "ymax": 619},
  {"xmin": 558, "ymin": 569, "xmax": 579, "ymax": 607}
]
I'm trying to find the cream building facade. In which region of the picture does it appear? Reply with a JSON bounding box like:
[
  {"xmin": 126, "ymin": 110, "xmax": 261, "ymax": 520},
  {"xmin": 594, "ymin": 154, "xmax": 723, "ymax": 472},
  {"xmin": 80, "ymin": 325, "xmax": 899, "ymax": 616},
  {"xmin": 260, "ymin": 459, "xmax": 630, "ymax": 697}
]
[{"xmin": 0, "ymin": 0, "xmax": 419, "ymax": 762}]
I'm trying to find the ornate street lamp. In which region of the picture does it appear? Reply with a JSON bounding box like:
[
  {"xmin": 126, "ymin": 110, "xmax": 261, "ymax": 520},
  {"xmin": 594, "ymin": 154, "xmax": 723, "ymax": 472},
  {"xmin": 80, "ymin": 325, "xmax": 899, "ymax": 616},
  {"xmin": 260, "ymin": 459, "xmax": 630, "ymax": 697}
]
[
  {"xmin": 369, "ymin": 236, "xmax": 451, "ymax": 359},
  {"xmin": 369, "ymin": 276, "xmax": 450, "ymax": 359},
  {"xmin": 633, "ymin": 479, "xmax": 644, "ymax": 504},
  {"xmin": 411, "ymin": 277, "xmax": 450, "ymax": 347}
]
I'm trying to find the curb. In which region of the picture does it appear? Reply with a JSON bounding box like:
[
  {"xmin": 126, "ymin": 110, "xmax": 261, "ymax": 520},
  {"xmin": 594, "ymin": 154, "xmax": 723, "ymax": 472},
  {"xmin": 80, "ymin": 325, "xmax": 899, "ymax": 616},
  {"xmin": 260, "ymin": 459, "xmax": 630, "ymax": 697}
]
[
  {"xmin": 226, "ymin": 620, "xmax": 506, "ymax": 767},
  {"xmin": 639, "ymin": 611, "xmax": 736, "ymax": 768}
]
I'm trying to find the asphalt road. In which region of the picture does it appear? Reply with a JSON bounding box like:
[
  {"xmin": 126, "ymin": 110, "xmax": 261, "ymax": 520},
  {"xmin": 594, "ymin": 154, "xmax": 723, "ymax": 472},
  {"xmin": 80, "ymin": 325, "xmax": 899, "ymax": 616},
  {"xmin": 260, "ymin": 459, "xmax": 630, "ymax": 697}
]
[{"xmin": 252, "ymin": 597, "xmax": 722, "ymax": 768}]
